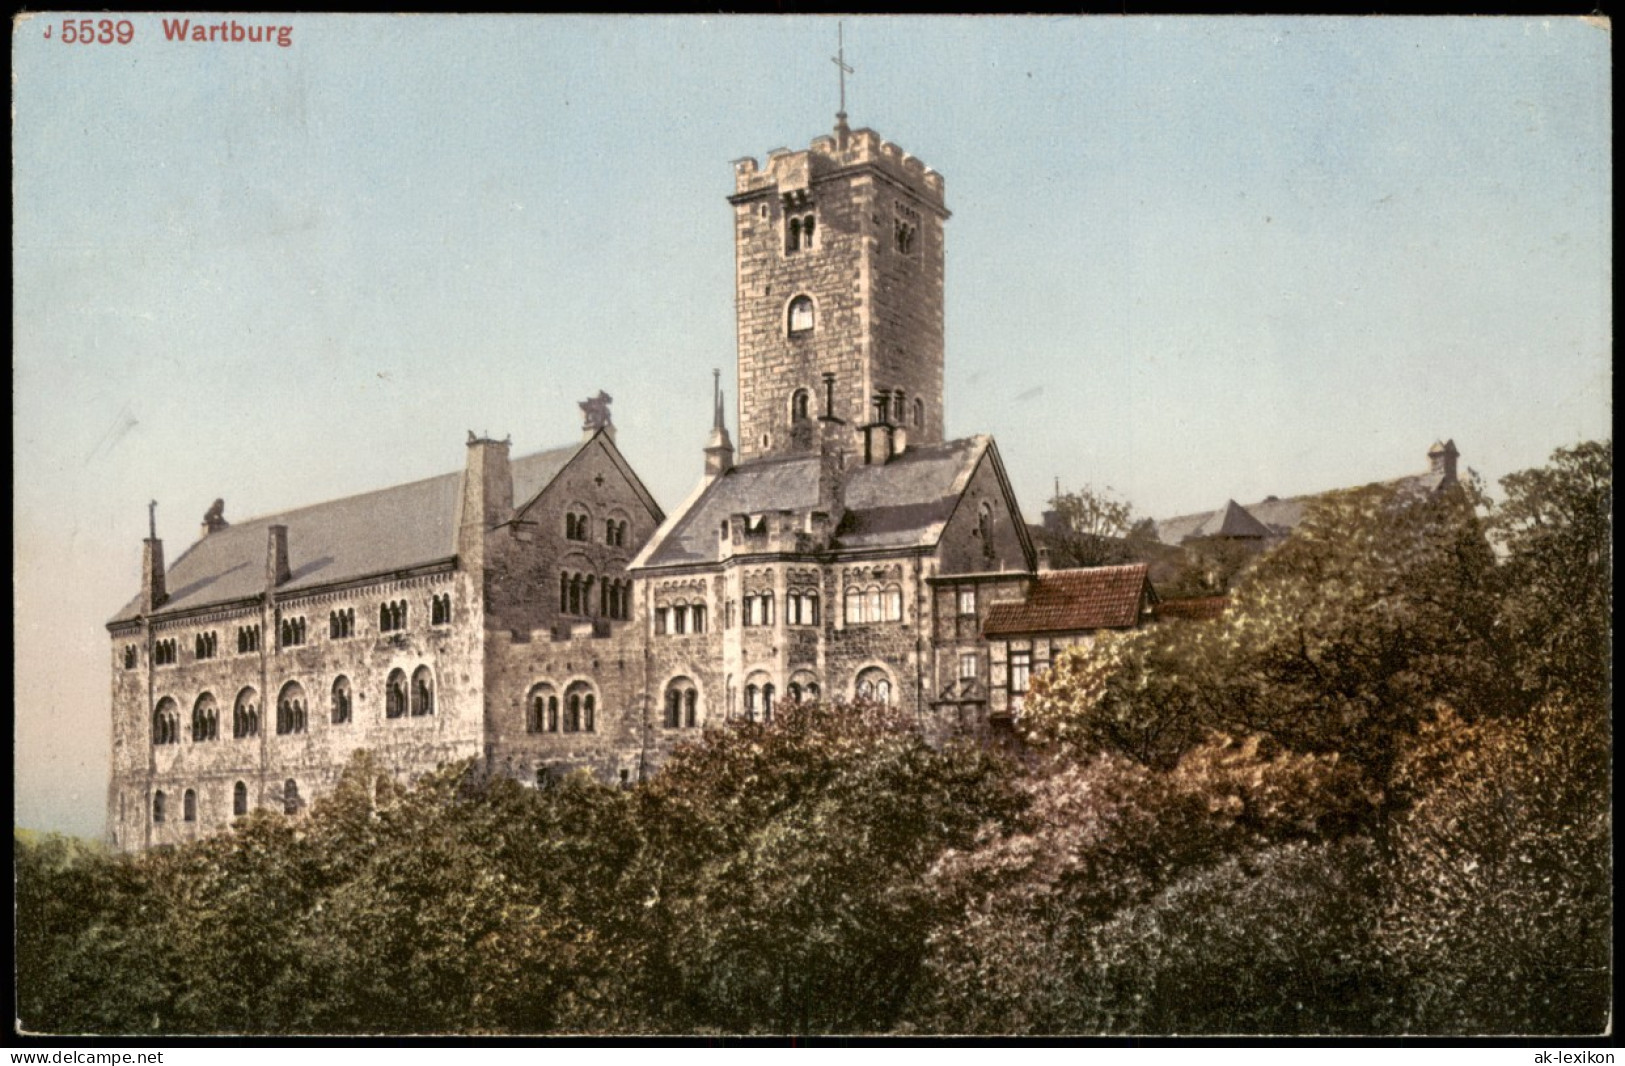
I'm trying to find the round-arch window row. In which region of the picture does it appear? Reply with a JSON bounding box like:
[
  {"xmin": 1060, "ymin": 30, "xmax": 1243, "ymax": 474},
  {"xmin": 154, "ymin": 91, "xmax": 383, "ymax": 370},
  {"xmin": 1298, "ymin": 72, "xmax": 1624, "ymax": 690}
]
[
  {"xmin": 151, "ymin": 778, "xmax": 302, "ymax": 825},
  {"xmin": 565, "ymin": 509, "xmax": 630, "ymax": 547},
  {"xmin": 151, "ymin": 667, "xmax": 436, "ymax": 745},
  {"xmin": 524, "ymin": 681, "xmax": 599, "ymax": 735}
]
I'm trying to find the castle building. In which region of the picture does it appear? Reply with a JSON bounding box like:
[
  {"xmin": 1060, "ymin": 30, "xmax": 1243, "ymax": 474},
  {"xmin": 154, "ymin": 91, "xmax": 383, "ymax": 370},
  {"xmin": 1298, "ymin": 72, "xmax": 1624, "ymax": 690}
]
[{"xmin": 106, "ymin": 114, "xmax": 1156, "ymax": 851}]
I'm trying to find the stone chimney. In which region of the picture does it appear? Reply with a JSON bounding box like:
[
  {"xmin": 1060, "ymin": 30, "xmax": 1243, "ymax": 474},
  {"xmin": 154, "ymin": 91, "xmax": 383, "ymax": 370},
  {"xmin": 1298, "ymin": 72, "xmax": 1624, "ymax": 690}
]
[
  {"xmin": 266, "ymin": 525, "xmax": 291, "ymax": 588},
  {"xmin": 863, "ymin": 392, "xmax": 897, "ymax": 466},
  {"xmin": 1037, "ymin": 544, "xmax": 1052, "ymax": 572},
  {"xmin": 457, "ymin": 432, "xmax": 514, "ymax": 571},
  {"xmin": 141, "ymin": 500, "xmax": 166, "ymax": 613},
  {"xmin": 704, "ymin": 369, "xmax": 735, "ymax": 481},
  {"xmin": 1428, "ymin": 439, "xmax": 1459, "ymax": 484},
  {"xmin": 816, "ymin": 372, "xmax": 848, "ymax": 522}
]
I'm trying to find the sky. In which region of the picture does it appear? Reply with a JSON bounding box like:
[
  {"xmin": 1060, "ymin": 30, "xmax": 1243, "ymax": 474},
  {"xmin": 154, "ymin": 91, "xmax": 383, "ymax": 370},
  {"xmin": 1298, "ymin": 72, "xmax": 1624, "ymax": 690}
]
[{"xmin": 12, "ymin": 15, "xmax": 1611, "ymax": 838}]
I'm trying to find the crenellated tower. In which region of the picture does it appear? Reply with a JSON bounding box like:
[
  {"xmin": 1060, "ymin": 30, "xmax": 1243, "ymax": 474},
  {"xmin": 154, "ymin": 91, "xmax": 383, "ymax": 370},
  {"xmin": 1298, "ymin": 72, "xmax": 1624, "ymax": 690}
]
[{"xmin": 729, "ymin": 116, "xmax": 949, "ymax": 463}]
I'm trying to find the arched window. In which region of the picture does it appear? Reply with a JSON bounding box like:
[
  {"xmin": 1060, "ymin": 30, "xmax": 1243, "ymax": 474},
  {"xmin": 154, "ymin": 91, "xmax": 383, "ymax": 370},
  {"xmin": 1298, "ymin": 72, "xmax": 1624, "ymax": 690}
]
[
  {"xmin": 788, "ymin": 682, "xmax": 802, "ymax": 704},
  {"xmin": 283, "ymin": 779, "xmax": 300, "ymax": 816},
  {"xmin": 856, "ymin": 667, "xmax": 894, "ymax": 706},
  {"xmin": 845, "ymin": 587, "xmax": 863, "ymax": 625},
  {"xmin": 913, "ymin": 398, "xmax": 923, "ymax": 427},
  {"xmin": 411, "ymin": 666, "xmax": 435, "ymax": 717},
  {"xmin": 978, "ymin": 502, "xmax": 994, "ymax": 543},
  {"xmin": 183, "ymin": 789, "xmax": 197, "ymax": 823},
  {"xmin": 807, "ymin": 681, "xmax": 821, "ymax": 702},
  {"xmin": 762, "ymin": 684, "xmax": 776, "ymax": 722},
  {"xmin": 152, "ymin": 698, "xmax": 180, "ymax": 746},
  {"xmin": 331, "ymin": 676, "xmax": 352, "ymax": 725},
  {"xmin": 233, "ymin": 688, "xmax": 259, "ymax": 739},
  {"xmin": 276, "ymin": 681, "xmax": 307, "ymax": 735},
  {"xmin": 744, "ymin": 684, "xmax": 759, "ymax": 722},
  {"xmin": 560, "ymin": 572, "xmax": 570, "ymax": 614},
  {"xmin": 892, "ymin": 390, "xmax": 906, "ymax": 424},
  {"xmin": 152, "ymin": 790, "xmax": 167, "ymax": 823},
  {"xmin": 386, "ymin": 669, "xmax": 408, "ymax": 719},
  {"xmin": 884, "ymin": 586, "xmax": 904, "ymax": 623},
  {"xmin": 791, "ymin": 389, "xmax": 811, "ymax": 422},
  {"xmin": 191, "ymin": 693, "xmax": 219, "ymax": 742},
  {"xmin": 233, "ymin": 781, "xmax": 248, "ymax": 817},
  {"xmin": 867, "ymin": 587, "xmax": 883, "ymax": 624},
  {"xmin": 527, "ymin": 684, "xmax": 558, "ymax": 734},
  {"xmin": 664, "ymin": 677, "xmax": 698, "ymax": 729},
  {"xmin": 787, "ymin": 217, "xmax": 802, "ymax": 254},
  {"xmin": 788, "ymin": 295, "xmax": 815, "ymax": 335},
  {"xmin": 564, "ymin": 682, "xmax": 596, "ymax": 733}
]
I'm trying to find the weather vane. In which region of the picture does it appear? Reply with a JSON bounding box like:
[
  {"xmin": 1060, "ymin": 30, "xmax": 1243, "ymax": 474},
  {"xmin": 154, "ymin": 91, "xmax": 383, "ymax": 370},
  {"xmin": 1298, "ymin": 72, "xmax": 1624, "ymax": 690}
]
[{"xmin": 832, "ymin": 21, "xmax": 854, "ymax": 122}]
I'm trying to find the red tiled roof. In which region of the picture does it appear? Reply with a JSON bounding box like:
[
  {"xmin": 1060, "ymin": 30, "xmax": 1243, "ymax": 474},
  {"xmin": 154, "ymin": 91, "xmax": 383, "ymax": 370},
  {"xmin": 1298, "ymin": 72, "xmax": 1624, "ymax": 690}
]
[
  {"xmin": 1155, "ymin": 596, "xmax": 1229, "ymax": 622},
  {"xmin": 983, "ymin": 564, "xmax": 1150, "ymax": 637}
]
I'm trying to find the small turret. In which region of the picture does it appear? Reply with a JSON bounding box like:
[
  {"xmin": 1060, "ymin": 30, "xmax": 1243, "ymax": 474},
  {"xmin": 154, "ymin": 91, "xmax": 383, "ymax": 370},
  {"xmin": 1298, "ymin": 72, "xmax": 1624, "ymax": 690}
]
[
  {"xmin": 1428, "ymin": 439, "xmax": 1459, "ymax": 484},
  {"xmin": 704, "ymin": 369, "xmax": 735, "ymax": 481}
]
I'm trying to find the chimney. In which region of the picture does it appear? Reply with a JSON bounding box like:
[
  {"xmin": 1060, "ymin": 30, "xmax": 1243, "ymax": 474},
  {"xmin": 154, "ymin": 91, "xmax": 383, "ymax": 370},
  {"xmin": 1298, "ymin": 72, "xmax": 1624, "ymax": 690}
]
[
  {"xmin": 1428, "ymin": 439, "xmax": 1459, "ymax": 484},
  {"xmin": 863, "ymin": 392, "xmax": 897, "ymax": 465},
  {"xmin": 1037, "ymin": 544, "xmax": 1052, "ymax": 572},
  {"xmin": 704, "ymin": 368, "xmax": 735, "ymax": 481},
  {"xmin": 266, "ymin": 525, "xmax": 291, "ymax": 588},
  {"xmin": 457, "ymin": 432, "xmax": 514, "ymax": 571},
  {"xmin": 141, "ymin": 500, "xmax": 167, "ymax": 612},
  {"xmin": 816, "ymin": 372, "xmax": 848, "ymax": 521}
]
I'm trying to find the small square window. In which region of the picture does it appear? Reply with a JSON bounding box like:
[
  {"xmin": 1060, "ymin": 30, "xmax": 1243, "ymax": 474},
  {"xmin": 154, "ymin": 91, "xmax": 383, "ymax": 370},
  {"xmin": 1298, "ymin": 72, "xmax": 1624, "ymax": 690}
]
[{"xmin": 959, "ymin": 653, "xmax": 978, "ymax": 680}]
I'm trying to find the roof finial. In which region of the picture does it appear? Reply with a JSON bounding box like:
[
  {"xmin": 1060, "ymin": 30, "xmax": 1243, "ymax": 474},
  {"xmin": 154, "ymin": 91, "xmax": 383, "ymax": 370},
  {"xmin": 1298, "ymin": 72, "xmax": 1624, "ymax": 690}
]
[
  {"xmin": 148, "ymin": 499, "xmax": 157, "ymax": 540},
  {"xmin": 832, "ymin": 21, "xmax": 854, "ymax": 127}
]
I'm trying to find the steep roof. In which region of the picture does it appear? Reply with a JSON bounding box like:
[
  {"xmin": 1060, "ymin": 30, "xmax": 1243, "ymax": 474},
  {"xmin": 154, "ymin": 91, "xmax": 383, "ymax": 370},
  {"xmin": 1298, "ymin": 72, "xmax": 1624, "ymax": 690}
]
[
  {"xmin": 983, "ymin": 564, "xmax": 1152, "ymax": 637},
  {"xmin": 1190, "ymin": 499, "xmax": 1274, "ymax": 539},
  {"xmin": 631, "ymin": 436, "xmax": 995, "ymax": 570},
  {"xmin": 110, "ymin": 441, "xmax": 587, "ymax": 624}
]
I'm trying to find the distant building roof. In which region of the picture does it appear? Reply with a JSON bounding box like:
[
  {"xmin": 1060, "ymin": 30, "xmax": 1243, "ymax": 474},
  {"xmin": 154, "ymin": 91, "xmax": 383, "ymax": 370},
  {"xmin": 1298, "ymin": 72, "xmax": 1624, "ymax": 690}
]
[
  {"xmin": 1152, "ymin": 444, "xmax": 1461, "ymax": 548},
  {"xmin": 632, "ymin": 436, "xmax": 997, "ymax": 570},
  {"xmin": 110, "ymin": 441, "xmax": 588, "ymax": 624},
  {"xmin": 983, "ymin": 564, "xmax": 1152, "ymax": 638}
]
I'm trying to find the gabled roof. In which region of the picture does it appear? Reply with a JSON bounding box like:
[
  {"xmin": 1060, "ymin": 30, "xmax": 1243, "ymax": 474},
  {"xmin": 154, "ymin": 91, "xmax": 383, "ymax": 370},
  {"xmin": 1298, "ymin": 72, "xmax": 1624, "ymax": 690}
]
[
  {"xmin": 1190, "ymin": 499, "xmax": 1274, "ymax": 540},
  {"xmin": 631, "ymin": 436, "xmax": 1002, "ymax": 570},
  {"xmin": 110, "ymin": 441, "xmax": 590, "ymax": 625},
  {"xmin": 983, "ymin": 564, "xmax": 1152, "ymax": 638}
]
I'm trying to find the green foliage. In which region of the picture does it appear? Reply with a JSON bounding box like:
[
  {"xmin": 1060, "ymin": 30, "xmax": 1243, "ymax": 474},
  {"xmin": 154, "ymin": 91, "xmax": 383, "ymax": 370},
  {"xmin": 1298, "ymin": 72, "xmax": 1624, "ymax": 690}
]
[
  {"xmin": 629, "ymin": 701, "xmax": 1024, "ymax": 1033},
  {"xmin": 1490, "ymin": 439, "xmax": 1612, "ymax": 704},
  {"xmin": 1023, "ymin": 479, "xmax": 1508, "ymax": 797},
  {"xmin": 1382, "ymin": 698, "xmax": 1611, "ymax": 1034},
  {"xmin": 1045, "ymin": 485, "xmax": 1139, "ymax": 568},
  {"xmin": 907, "ymin": 735, "xmax": 1378, "ymax": 1033}
]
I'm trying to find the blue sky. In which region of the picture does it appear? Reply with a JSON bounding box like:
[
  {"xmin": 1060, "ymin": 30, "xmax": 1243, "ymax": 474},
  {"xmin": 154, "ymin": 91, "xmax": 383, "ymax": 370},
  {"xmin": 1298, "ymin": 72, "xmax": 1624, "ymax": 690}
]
[{"xmin": 13, "ymin": 15, "xmax": 1611, "ymax": 837}]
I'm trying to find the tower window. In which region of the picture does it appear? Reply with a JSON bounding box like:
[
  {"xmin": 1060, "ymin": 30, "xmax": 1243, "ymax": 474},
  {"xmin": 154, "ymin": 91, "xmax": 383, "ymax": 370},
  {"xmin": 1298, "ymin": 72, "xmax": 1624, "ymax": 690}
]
[
  {"xmin": 233, "ymin": 781, "xmax": 248, "ymax": 817},
  {"xmin": 786, "ymin": 213, "xmax": 816, "ymax": 254},
  {"xmin": 791, "ymin": 388, "xmax": 811, "ymax": 422},
  {"xmin": 787, "ymin": 295, "xmax": 814, "ymax": 335},
  {"xmin": 894, "ymin": 219, "xmax": 916, "ymax": 255},
  {"xmin": 914, "ymin": 398, "xmax": 924, "ymax": 428}
]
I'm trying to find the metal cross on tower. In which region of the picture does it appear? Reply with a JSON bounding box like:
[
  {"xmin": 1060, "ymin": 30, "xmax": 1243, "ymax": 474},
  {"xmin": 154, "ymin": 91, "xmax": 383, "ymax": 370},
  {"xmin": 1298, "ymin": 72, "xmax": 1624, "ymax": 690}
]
[{"xmin": 832, "ymin": 22, "xmax": 853, "ymax": 121}]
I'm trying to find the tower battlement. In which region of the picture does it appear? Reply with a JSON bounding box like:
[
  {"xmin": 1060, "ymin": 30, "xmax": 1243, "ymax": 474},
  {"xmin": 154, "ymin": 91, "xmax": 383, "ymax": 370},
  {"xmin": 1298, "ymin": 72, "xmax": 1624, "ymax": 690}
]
[{"xmin": 732, "ymin": 127, "xmax": 947, "ymax": 212}]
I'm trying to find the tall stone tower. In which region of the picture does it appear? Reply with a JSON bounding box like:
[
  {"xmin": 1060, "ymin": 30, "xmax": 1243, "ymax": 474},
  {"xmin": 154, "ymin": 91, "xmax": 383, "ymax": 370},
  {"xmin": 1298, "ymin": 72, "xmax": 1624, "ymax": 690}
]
[{"xmin": 729, "ymin": 117, "xmax": 949, "ymax": 463}]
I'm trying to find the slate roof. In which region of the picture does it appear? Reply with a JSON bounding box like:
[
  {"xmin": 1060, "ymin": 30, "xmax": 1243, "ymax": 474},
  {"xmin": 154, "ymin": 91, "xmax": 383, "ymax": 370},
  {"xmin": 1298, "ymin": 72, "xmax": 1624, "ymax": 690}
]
[
  {"xmin": 632, "ymin": 436, "xmax": 993, "ymax": 570},
  {"xmin": 110, "ymin": 442, "xmax": 586, "ymax": 624},
  {"xmin": 982, "ymin": 564, "xmax": 1152, "ymax": 638},
  {"xmin": 1153, "ymin": 469, "xmax": 1455, "ymax": 547}
]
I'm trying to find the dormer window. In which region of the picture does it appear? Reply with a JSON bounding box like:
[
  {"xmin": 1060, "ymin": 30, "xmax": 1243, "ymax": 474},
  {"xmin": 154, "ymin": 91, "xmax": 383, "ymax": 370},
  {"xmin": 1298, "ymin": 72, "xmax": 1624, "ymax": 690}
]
[{"xmin": 787, "ymin": 295, "xmax": 814, "ymax": 335}]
